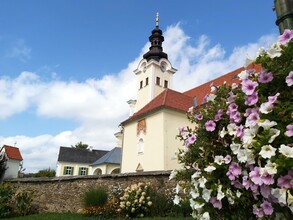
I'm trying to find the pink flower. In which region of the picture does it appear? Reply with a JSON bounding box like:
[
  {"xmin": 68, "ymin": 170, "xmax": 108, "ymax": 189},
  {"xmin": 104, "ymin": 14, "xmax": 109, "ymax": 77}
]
[
  {"xmin": 260, "ymin": 185, "xmax": 271, "ymax": 198},
  {"xmin": 249, "ymin": 167, "xmax": 263, "ymax": 185},
  {"xmin": 278, "ymin": 29, "xmax": 293, "ymax": 45},
  {"xmin": 194, "ymin": 113, "xmax": 203, "ymax": 120},
  {"xmin": 245, "ymin": 92, "xmax": 258, "ymax": 106},
  {"xmin": 286, "ymin": 71, "xmax": 293, "ymax": 86},
  {"xmin": 285, "ymin": 124, "xmax": 293, "ymax": 137},
  {"xmin": 205, "ymin": 120, "xmax": 216, "ymax": 132},
  {"xmin": 253, "ymin": 205, "xmax": 264, "ymax": 218},
  {"xmin": 214, "ymin": 109, "xmax": 223, "ymax": 121},
  {"xmin": 224, "ymin": 155, "xmax": 231, "ymax": 164},
  {"xmin": 236, "ymin": 125, "xmax": 244, "ymax": 138},
  {"xmin": 186, "ymin": 135, "xmax": 197, "ymax": 145},
  {"xmin": 245, "ymin": 112, "xmax": 259, "ymax": 127},
  {"xmin": 260, "ymin": 201, "xmax": 273, "ymax": 215},
  {"xmin": 210, "ymin": 197, "xmax": 222, "ymax": 209},
  {"xmin": 277, "ymin": 173, "xmax": 293, "ymax": 189},
  {"xmin": 268, "ymin": 93, "xmax": 280, "ymax": 104},
  {"xmin": 261, "ymin": 172, "xmax": 274, "ymax": 185},
  {"xmin": 241, "ymin": 79, "xmax": 258, "ymax": 95},
  {"xmin": 258, "ymin": 71, "xmax": 273, "ymax": 83},
  {"xmin": 226, "ymin": 162, "xmax": 242, "ymax": 180}
]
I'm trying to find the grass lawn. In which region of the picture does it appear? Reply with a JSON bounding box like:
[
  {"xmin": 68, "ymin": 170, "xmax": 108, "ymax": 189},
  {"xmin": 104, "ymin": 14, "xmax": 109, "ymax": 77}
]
[{"xmin": 3, "ymin": 213, "xmax": 194, "ymax": 220}]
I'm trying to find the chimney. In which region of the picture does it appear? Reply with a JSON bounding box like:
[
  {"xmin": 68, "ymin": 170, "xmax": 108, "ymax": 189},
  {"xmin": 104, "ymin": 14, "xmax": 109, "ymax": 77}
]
[{"xmin": 127, "ymin": 99, "xmax": 137, "ymax": 116}]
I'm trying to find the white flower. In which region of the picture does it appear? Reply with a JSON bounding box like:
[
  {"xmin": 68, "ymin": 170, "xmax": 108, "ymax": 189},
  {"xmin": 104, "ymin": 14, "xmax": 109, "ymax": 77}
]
[
  {"xmin": 175, "ymin": 183, "xmax": 182, "ymax": 194},
  {"xmin": 190, "ymin": 199, "xmax": 204, "ymax": 210},
  {"xmin": 266, "ymin": 42, "xmax": 282, "ymax": 58},
  {"xmin": 202, "ymin": 188, "xmax": 212, "ymax": 202},
  {"xmin": 217, "ymin": 185, "xmax": 225, "ymax": 200},
  {"xmin": 259, "ymin": 102, "xmax": 274, "ymax": 114},
  {"xmin": 258, "ymin": 119, "xmax": 277, "ymax": 130},
  {"xmin": 173, "ymin": 195, "xmax": 181, "ymax": 205},
  {"xmin": 214, "ymin": 155, "xmax": 224, "ymax": 165},
  {"xmin": 271, "ymin": 188, "xmax": 287, "ymax": 205},
  {"xmin": 198, "ymin": 176, "xmax": 207, "ymax": 188},
  {"xmin": 206, "ymin": 94, "xmax": 217, "ymax": 102},
  {"xmin": 204, "ymin": 165, "xmax": 216, "ymax": 172},
  {"xmin": 242, "ymin": 127, "xmax": 258, "ymax": 145},
  {"xmin": 169, "ymin": 169, "xmax": 177, "ymax": 180},
  {"xmin": 231, "ymin": 83, "xmax": 238, "ymax": 89},
  {"xmin": 237, "ymin": 148, "xmax": 255, "ymax": 164},
  {"xmin": 230, "ymin": 142, "xmax": 241, "ymax": 155},
  {"xmin": 227, "ymin": 123, "xmax": 237, "ymax": 136},
  {"xmin": 259, "ymin": 145, "xmax": 276, "ymax": 159},
  {"xmin": 236, "ymin": 190, "xmax": 242, "ymax": 198},
  {"xmin": 200, "ymin": 212, "xmax": 210, "ymax": 220},
  {"xmin": 219, "ymin": 127, "xmax": 227, "ymax": 138},
  {"xmin": 238, "ymin": 70, "xmax": 249, "ymax": 80},
  {"xmin": 268, "ymin": 128, "xmax": 280, "ymax": 143},
  {"xmin": 263, "ymin": 161, "xmax": 278, "ymax": 175},
  {"xmin": 279, "ymin": 144, "xmax": 293, "ymax": 158},
  {"xmin": 190, "ymin": 189, "xmax": 200, "ymax": 199},
  {"xmin": 191, "ymin": 170, "xmax": 202, "ymax": 179}
]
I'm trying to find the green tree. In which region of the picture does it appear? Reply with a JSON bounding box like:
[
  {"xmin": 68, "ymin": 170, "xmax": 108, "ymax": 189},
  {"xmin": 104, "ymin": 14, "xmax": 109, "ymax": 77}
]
[
  {"xmin": 0, "ymin": 153, "xmax": 7, "ymax": 182},
  {"xmin": 33, "ymin": 168, "xmax": 56, "ymax": 177},
  {"xmin": 71, "ymin": 141, "xmax": 89, "ymax": 149}
]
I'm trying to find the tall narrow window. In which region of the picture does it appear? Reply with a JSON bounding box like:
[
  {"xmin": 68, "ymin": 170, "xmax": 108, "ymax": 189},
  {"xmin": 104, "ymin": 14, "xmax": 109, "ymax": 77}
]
[
  {"xmin": 140, "ymin": 80, "xmax": 143, "ymax": 89},
  {"xmin": 146, "ymin": 77, "xmax": 149, "ymax": 86},
  {"xmin": 164, "ymin": 80, "xmax": 168, "ymax": 88},
  {"xmin": 156, "ymin": 77, "xmax": 160, "ymax": 86},
  {"xmin": 138, "ymin": 138, "xmax": 144, "ymax": 154}
]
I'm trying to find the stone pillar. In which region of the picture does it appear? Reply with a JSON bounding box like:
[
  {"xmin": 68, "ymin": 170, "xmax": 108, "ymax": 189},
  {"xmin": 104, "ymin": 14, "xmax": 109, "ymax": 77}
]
[{"xmin": 274, "ymin": 0, "xmax": 293, "ymax": 34}]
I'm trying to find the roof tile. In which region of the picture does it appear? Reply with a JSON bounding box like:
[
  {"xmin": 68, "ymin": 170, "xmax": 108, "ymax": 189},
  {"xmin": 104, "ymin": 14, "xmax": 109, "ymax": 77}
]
[{"xmin": 1, "ymin": 145, "xmax": 23, "ymax": 161}]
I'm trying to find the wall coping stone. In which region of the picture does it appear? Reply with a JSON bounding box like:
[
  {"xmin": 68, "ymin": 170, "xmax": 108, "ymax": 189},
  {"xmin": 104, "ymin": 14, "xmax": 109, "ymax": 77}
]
[{"xmin": 5, "ymin": 170, "xmax": 172, "ymax": 183}]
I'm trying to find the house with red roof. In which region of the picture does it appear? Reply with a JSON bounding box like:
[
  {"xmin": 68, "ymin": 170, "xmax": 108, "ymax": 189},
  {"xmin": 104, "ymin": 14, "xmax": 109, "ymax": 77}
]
[
  {"xmin": 119, "ymin": 16, "xmax": 261, "ymax": 173},
  {"xmin": 0, "ymin": 145, "xmax": 23, "ymax": 179}
]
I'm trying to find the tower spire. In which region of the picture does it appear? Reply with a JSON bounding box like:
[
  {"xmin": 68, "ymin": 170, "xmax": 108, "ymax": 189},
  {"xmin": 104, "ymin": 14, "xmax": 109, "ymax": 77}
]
[
  {"xmin": 156, "ymin": 12, "xmax": 159, "ymax": 27},
  {"xmin": 143, "ymin": 13, "xmax": 168, "ymax": 62}
]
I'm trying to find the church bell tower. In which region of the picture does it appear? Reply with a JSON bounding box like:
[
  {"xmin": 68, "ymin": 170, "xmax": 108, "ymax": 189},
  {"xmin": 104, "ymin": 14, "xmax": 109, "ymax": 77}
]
[{"xmin": 129, "ymin": 13, "xmax": 177, "ymax": 114}]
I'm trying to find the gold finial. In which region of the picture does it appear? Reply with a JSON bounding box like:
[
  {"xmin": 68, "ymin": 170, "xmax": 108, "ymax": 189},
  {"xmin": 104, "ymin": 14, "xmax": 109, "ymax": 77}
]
[{"xmin": 156, "ymin": 12, "xmax": 159, "ymax": 26}]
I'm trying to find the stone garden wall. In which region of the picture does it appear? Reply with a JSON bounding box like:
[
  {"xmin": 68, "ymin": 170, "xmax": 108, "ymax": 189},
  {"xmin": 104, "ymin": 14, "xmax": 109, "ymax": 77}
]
[{"xmin": 5, "ymin": 171, "xmax": 175, "ymax": 213}]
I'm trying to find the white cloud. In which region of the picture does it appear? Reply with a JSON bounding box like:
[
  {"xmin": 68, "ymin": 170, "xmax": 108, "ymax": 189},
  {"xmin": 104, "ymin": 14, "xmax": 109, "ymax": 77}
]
[
  {"xmin": 0, "ymin": 24, "xmax": 278, "ymax": 173},
  {"xmin": 6, "ymin": 39, "xmax": 31, "ymax": 62}
]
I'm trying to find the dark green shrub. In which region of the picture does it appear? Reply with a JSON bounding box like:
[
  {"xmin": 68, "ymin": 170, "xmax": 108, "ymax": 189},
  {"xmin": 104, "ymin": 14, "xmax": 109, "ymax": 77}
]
[
  {"xmin": 149, "ymin": 190, "xmax": 173, "ymax": 217},
  {"xmin": 14, "ymin": 191, "xmax": 34, "ymax": 216},
  {"xmin": 0, "ymin": 183, "xmax": 15, "ymax": 217},
  {"xmin": 82, "ymin": 187, "xmax": 108, "ymax": 208}
]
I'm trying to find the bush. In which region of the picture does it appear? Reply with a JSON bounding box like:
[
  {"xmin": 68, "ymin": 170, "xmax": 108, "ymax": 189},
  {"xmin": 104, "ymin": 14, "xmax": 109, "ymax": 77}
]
[
  {"xmin": 0, "ymin": 183, "xmax": 14, "ymax": 217},
  {"xmin": 82, "ymin": 187, "xmax": 108, "ymax": 208},
  {"xmin": 118, "ymin": 182, "xmax": 152, "ymax": 219},
  {"xmin": 14, "ymin": 191, "xmax": 34, "ymax": 216}
]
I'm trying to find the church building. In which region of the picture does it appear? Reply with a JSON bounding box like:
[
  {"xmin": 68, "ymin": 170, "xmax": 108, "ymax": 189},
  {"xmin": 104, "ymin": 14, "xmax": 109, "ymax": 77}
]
[{"xmin": 119, "ymin": 15, "xmax": 258, "ymax": 173}]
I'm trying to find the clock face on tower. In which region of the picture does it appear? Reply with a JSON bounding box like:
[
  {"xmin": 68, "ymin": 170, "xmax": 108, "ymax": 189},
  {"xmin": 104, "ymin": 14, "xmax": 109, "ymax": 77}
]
[{"xmin": 160, "ymin": 63, "xmax": 166, "ymax": 72}]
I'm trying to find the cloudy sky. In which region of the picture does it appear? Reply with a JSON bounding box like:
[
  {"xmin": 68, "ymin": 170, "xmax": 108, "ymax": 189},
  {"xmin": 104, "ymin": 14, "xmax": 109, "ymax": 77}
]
[{"xmin": 0, "ymin": 1, "xmax": 279, "ymax": 173}]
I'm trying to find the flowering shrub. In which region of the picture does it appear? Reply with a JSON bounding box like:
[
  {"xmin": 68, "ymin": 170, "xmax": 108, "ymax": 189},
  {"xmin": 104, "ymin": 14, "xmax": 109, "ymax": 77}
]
[
  {"xmin": 118, "ymin": 182, "xmax": 152, "ymax": 219},
  {"xmin": 82, "ymin": 198, "xmax": 119, "ymax": 218},
  {"xmin": 172, "ymin": 29, "xmax": 293, "ymax": 220}
]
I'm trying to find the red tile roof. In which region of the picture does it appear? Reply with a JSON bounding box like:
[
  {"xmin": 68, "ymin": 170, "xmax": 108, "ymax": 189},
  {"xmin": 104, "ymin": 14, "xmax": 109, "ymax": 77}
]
[
  {"xmin": 184, "ymin": 63, "xmax": 261, "ymax": 105},
  {"xmin": 122, "ymin": 63, "xmax": 261, "ymax": 124},
  {"xmin": 122, "ymin": 89, "xmax": 193, "ymax": 124},
  {"xmin": 1, "ymin": 145, "xmax": 23, "ymax": 161}
]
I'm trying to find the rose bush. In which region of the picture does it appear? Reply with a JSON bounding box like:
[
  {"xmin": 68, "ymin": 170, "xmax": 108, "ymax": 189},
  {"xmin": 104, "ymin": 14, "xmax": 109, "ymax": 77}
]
[{"xmin": 171, "ymin": 29, "xmax": 293, "ymax": 220}]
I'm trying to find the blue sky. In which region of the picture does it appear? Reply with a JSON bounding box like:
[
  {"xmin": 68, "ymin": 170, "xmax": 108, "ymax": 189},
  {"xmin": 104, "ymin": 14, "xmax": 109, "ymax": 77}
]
[{"xmin": 0, "ymin": 0, "xmax": 279, "ymax": 172}]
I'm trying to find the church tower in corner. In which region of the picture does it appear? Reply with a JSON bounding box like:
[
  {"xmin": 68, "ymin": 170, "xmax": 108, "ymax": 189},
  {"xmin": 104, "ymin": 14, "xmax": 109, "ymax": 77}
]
[{"xmin": 131, "ymin": 13, "xmax": 177, "ymax": 113}]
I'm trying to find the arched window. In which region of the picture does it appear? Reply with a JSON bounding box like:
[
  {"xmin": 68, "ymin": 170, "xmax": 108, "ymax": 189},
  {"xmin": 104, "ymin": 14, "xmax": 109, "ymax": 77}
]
[
  {"xmin": 137, "ymin": 138, "xmax": 144, "ymax": 154},
  {"xmin": 93, "ymin": 168, "xmax": 102, "ymax": 175}
]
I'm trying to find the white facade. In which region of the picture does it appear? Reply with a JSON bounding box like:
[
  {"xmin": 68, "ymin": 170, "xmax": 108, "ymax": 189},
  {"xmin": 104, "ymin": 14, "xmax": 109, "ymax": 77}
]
[
  {"xmin": 133, "ymin": 58, "xmax": 176, "ymax": 113},
  {"xmin": 3, "ymin": 159, "xmax": 20, "ymax": 179},
  {"xmin": 121, "ymin": 109, "xmax": 191, "ymax": 173}
]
